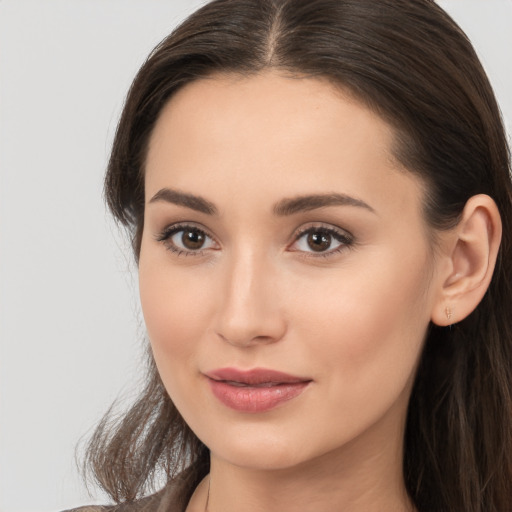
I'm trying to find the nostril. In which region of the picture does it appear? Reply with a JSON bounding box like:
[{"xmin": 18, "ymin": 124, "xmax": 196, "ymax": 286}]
[{"xmin": 215, "ymin": 329, "xmax": 285, "ymax": 348}]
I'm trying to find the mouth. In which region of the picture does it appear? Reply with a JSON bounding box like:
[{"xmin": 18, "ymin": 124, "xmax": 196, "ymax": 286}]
[
  {"xmin": 220, "ymin": 380, "xmax": 287, "ymax": 388},
  {"xmin": 204, "ymin": 367, "xmax": 312, "ymax": 413},
  {"xmin": 206, "ymin": 367, "xmax": 311, "ymax": 385}
]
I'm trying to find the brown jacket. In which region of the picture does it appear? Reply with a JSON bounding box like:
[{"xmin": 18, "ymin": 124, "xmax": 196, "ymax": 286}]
[{"xmin": 63, "ymin": 481, "xmax": 188, "ymax": 512}]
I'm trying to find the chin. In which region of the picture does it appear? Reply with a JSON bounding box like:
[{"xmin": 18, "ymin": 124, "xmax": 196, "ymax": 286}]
[
  {"xmin": 197, "ymin": 418, "xmax": 345, "ymax": 473},
  {"xmin": 214, "ymin": 441, "xmax": 310, "ymax": 471}
]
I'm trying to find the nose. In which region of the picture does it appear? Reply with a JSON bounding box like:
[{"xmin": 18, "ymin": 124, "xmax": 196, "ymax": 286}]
[{"xmin": 213, "ymin": 249, "xmax": 287, "ymax": 348}]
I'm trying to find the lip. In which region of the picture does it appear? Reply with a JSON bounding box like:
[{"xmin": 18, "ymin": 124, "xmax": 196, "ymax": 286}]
[{"xmin": 204, "ymin": 367, "xmax": 312, "ymax": 413}]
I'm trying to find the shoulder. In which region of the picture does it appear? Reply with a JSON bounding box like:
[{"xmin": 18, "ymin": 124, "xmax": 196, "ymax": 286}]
[
  {"xmin": 62, "ymin": 508, "xmax": 110, "ymax": 512},
  {"xmin": 62, "ymin": 483, "xmax": 180, "ymax": 512}
]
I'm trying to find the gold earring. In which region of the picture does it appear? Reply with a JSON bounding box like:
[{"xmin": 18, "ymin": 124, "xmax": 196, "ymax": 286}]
[{"xmin": 445, "ymin": 306, "xmax": 453, "ymax": 322}]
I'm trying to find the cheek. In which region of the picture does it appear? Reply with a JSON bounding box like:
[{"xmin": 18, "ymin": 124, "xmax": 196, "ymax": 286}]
[
  {"xmin": 292, "ymin": 246, "xmax": 432, "ymax": 400},
  {"xmin": 138, "ymin": 258, "xmax": 220, "ymax": 422},
  {"xmin": 138, "ymin": 253, "xmax": 212, "ymax": 369}
]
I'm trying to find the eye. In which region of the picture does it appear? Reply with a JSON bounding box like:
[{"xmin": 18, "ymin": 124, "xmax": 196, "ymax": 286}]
[
  {"xmin": 290, "ymin": 225, "xmax": 353, "ymax": 256},
  {"xmin": 156, "ymin": 224, "xmax": 217, "ymax": 255}
]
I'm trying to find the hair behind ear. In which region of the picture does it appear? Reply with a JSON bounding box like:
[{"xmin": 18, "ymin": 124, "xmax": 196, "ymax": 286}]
[{"xmin": 405, "ymin": 194, "xmax": 512, "ymax": 511}]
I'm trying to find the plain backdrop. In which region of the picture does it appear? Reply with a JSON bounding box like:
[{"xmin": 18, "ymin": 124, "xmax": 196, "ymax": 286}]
[{"xmin": 0, "ymin": 1, "xmax": 511, "ymax": 511}]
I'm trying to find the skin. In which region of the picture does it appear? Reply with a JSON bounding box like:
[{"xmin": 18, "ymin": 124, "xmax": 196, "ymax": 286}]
[{"xmin": 138, "ymin": 71, "xmax": 499, "ymax": 512}]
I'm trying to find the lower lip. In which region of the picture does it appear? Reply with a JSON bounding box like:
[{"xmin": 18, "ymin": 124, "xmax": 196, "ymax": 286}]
[{"xmin": 207, "ymin": 379, "xmax": 310, "ymax": 413}]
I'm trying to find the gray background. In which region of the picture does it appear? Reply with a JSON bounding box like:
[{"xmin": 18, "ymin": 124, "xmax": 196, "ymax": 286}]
[{"xmin": 0, "ymin": 1, "xmax": 511, "ymax": 511}]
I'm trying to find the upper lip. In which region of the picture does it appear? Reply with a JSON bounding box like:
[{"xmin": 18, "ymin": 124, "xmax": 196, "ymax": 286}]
[{"xmin": 205, "ymin": 367, "xmax": 311, "ymax": 385}]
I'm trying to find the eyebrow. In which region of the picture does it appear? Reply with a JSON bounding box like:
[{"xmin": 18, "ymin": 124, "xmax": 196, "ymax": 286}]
[
  {"xmin": 149, "ymin": 188, "xmax": 218, "ymax": 215},
  {"xmin": 148, "ymin": 188, "xmax": 375, "ymax": 216},
  {"xmin": 273, "ymin": 193, "xmax": 376, "ymax": 216}
]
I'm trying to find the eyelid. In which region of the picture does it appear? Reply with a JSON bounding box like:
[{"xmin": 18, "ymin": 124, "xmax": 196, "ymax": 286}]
[
  {"xmin": 288, "ymin": 223, "xmax": 355, "ymax": 257},
  {"xmin": 155, "ymin": 222, "xmax": 219, "ymax": 256},
  {"xmin": 154, "ymin": 221, "xmax": 354, "ymax": 259}
]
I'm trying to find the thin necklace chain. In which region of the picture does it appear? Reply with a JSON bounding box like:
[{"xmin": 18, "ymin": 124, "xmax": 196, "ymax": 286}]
[{"xmin": 204, "ymin": 476, "xmax": 211, "ymax": 512}]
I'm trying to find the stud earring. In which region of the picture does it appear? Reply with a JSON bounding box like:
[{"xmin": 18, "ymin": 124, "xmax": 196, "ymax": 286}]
[{"xmin": 445, "ymin": 306, "xmax": 453, "ymax": 322}]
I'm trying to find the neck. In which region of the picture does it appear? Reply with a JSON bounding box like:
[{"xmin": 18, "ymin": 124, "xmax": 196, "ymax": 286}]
[{"xmin": 193, "ymin": 423, "xmax": 414, "ymax": 512}]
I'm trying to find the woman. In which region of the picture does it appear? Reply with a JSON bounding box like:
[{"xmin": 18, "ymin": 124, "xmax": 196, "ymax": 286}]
[{"xmin": 72, "ymin": 0, "xmax": 512, "ymax": 510}]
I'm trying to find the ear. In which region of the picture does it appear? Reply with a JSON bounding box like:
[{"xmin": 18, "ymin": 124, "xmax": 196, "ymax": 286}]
[{"xmin": 431, "ymin": 194, "xmax": 502, "ymax": 326}]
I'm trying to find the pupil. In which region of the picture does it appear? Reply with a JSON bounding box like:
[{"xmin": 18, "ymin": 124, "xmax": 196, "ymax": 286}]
[
  {"xmin": 182, "ymin": 229, "xmax": 204, "ymax": 250},
  {"xmin": 307, "ymin": 232, "xmax": 331, "ymax": 252}
]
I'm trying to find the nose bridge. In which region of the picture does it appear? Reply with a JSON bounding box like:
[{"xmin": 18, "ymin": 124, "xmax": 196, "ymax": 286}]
[{"xmin": 215, "ymin": 245, "xmax": 285, "ymax": 346}]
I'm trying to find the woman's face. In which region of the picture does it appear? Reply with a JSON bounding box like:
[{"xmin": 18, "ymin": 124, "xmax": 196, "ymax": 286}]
[{"xmin": 139, "ymin": 72, "xmax": 443, "ymax": 471}]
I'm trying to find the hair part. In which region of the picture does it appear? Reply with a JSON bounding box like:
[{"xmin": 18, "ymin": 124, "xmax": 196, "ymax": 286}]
[{"xmin": 88, "ymin": 1, "xmax": 512, "ymax": 510}]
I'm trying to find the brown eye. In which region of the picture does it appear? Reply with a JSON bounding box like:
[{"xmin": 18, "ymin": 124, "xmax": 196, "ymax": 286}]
[
  {"xmin": 290, "ymin": 226, "xmax": 353, "ymax": 256},
  {"xmin": 181, "ymin": 229, "xmax": 205, "ymax": 250},
  {"xmin": 306, "ymin": 231, "xmax": 332, "ymax": 252},
  {"xmin": 157, "ymin": 224, "xmax": 217, "ymax": 255}
]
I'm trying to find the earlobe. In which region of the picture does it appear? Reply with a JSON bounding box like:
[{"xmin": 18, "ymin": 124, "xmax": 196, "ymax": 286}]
[{"xmin": 431, "ymin": 194, "xmax": 502, "ymax": 326}]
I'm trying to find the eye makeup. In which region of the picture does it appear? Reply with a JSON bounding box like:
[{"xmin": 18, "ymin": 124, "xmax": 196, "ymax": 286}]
[
  {"xmin": 155, "ymin": 222, "xmax": 218, "ymax": 257},
  {"xmin": 289, "ymin": 223, "xmax": 355, "ymax": 259},
  {"xmin": 155, "ymin": 220, "xmax": 355, "ymax": 260}
]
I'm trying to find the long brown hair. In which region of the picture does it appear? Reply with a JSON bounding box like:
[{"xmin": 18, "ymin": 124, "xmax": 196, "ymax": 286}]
[{"xmin": 85, "ymin": 1, "xmax": 512, "ymax": 510}]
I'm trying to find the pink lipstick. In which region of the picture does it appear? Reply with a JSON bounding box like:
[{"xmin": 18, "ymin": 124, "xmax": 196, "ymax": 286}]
[{"xmin": 205, "ymin": 368, "xmax": 311, "ymax": 413}]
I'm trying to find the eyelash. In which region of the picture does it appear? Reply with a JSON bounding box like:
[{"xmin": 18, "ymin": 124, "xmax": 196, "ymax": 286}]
[
  {"xmin": 155, "ymin": 223, "xmax": 354, "ymax": 259},
  {"xmin": 155, "ymin": 223, "xmax": 216, "ymax": 257},
  {"xmin": 291, "ymin": 225, "xmax": 354, "ymax": 259}
]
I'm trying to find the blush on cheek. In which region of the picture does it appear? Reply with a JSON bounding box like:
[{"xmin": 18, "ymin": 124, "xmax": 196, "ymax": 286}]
[
  {"xmin": 303, "ymin": 253, "xmax": 430, "ymax": 381},
  {"xmin": 346, "ymin": 284, "xmax": 430, "ymax": 384},
  {"xmin": 143, "ymin": 303, "xmax": 196, "ymax": 358}
]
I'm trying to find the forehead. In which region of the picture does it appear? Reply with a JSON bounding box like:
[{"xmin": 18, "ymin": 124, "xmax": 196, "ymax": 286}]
[
  {"xmin": 145, "ymin": 71, "xmax": 424, "ymax": 221},
  {"xmin": 147, "ymin": 71, "xmax": 396, "ymax": 167}
]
